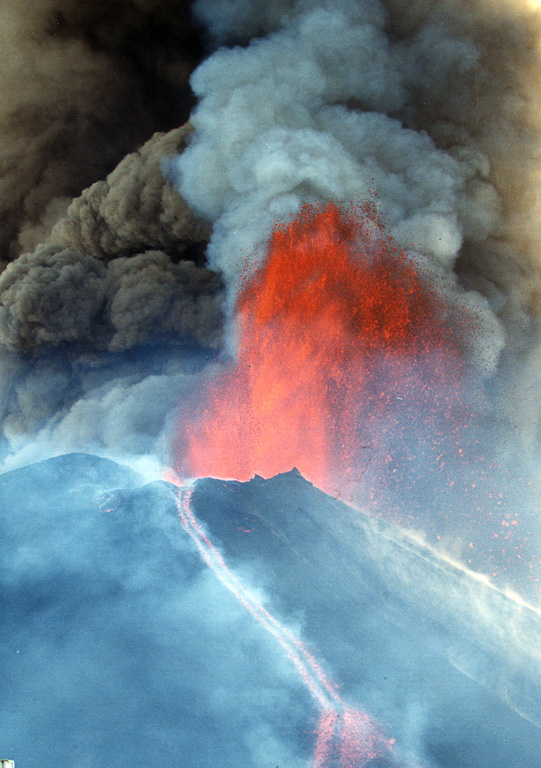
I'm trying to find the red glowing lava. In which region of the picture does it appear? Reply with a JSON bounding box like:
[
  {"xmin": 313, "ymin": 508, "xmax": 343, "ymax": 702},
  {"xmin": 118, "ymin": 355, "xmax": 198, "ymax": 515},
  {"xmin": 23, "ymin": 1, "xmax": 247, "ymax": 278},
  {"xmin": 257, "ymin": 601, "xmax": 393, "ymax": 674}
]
[
  {"xmin": 314, "ymin": 707, "xmax": 396, "ymax": 768},
  {"xmin": 176, "ymin": 201, "xmax": 466, "ymax": 505}
]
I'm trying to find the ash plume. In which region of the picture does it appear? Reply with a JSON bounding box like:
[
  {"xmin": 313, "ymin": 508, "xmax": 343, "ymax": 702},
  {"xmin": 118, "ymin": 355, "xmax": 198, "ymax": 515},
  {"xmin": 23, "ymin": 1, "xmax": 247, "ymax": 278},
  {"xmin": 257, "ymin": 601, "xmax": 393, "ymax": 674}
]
[
  {"xmin": 49, "ymin": 125, "xmax": 211, "ymax": 260},
  {"xmin": 0, "ymin": 125, "xmax": 221, "ymax": 354},
  {"xmin": 0, "ymin": 0, "xmax": 203, "ymax": 262},
  {"xmin": 0, "ymin": 245, "xmax": 222, "ymax": 353},
  {"xmin": 171, "ymin": 0, "xmax": 541, "ymax": 439},
  {"xmin": 0, "ymin": 1, "xmax": 223, "ymax": 467},
  {"xmin": 0, "ymin": 119, "xmax": 224, "ymax": 468}
]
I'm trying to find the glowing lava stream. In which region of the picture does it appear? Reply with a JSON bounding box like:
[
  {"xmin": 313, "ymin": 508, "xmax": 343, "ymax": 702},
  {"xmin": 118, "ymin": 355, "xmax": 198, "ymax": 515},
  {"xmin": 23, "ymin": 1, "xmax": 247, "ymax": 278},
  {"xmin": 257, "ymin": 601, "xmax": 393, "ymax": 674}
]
[{"xmin": 176, "ymin": 486, "xmax": 396, "ymax": 767}]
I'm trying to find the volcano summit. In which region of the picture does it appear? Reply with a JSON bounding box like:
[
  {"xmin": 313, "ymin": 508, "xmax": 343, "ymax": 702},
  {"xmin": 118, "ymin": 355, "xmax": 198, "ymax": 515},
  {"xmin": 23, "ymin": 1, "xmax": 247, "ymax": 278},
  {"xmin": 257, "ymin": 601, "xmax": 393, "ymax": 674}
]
[{"xmin": 1, "ymin": 453, "xmax": 539, "ymax": 767}]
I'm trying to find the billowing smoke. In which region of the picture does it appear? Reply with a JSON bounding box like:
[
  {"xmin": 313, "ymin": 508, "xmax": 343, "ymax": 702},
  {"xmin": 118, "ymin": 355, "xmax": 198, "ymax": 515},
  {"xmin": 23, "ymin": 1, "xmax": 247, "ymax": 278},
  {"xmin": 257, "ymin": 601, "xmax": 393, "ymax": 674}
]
[
  {"xmin": 171, "ymin": 0, "xmax": 541, "ymax": 389},
  {"xmin": 0, "ymin": 0, "xmax": 203, "ymax": 262},
  {"xmin": 1, "ymin": 0, "xmax": 540, "ymax": 449},
  {"xmin": 0, "ymin": 126, "xmax": 220, "ymax": 354},
  {"xmin": 0, "ymin": 122, "xmax": 224, "ymax": 470},
  {"xmin": 0, "ymin": 1, "xmax": 229, "ymax": 470},
  {"xmin": 1, "ymin": 2, "xmax": 541, "ymax": 767}
]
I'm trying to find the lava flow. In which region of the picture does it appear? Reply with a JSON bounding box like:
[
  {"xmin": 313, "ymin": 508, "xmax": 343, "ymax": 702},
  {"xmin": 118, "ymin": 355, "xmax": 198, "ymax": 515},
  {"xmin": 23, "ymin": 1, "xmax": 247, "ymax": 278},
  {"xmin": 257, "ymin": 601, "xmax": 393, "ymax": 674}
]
[
  {"xmin": 176, "ymin": 485, "xmax": 398, "ymax": 767},
  {"xmin": 176, "ymin": 201, "xmax": 467, "ymax": 508}
]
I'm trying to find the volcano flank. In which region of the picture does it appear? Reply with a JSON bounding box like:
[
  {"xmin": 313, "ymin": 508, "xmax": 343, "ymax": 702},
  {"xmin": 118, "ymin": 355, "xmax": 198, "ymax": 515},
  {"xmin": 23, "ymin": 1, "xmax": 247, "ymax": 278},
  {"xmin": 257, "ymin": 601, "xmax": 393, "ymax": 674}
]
[{"xmin": 1, "ymin": 453, "xmax": 539, "ymax": 767}]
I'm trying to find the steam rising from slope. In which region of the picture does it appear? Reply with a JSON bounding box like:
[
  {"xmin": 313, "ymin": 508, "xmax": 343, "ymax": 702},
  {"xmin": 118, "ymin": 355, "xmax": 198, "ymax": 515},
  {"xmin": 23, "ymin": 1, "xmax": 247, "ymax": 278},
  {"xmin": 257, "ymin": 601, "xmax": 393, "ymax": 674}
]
[{"xmin": 0, "ymin": 457, "xmax": 313, "ymax": 768}]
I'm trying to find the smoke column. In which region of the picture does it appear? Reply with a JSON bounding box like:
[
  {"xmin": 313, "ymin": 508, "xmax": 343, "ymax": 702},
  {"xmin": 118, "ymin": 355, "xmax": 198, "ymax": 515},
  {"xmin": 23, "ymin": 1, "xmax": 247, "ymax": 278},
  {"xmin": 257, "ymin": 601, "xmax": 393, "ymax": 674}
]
[{"xmin": 176, "ymin": 484, "xmax": 399, "ymax": 767}]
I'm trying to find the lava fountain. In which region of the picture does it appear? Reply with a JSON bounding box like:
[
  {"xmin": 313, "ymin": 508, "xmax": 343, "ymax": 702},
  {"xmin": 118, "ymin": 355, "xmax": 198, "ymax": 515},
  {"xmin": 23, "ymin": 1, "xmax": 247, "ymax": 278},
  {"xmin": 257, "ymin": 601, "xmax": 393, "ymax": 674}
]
[
  {"xmin": 175, "ymin": 201, "xmax": 539, "ymax": 599},
  {"xmin": 176, "ymin": 201, "xmax": 469, "ymax": 508}
]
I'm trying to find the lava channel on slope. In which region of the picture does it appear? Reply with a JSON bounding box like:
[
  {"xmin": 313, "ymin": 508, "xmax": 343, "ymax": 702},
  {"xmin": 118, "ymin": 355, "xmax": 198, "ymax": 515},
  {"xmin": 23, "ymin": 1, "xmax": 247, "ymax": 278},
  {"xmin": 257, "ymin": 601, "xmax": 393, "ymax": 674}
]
[{"xmin": 175, "ymin": 484, "xmax": 401, "ymax": 768}]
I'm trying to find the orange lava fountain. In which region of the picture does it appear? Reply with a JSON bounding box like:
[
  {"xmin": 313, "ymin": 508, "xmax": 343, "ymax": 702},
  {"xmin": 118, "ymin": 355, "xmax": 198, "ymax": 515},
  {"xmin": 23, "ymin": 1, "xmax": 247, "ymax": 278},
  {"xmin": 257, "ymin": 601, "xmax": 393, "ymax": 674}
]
[{"xmin": 175, "ymin": 201, "xmax": 468, "ymax": 507}]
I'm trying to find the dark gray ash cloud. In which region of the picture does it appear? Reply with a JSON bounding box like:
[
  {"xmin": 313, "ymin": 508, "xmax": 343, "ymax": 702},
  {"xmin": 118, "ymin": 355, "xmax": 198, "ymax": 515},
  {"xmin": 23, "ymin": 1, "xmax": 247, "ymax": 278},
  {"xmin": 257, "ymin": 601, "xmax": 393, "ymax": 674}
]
[{"xmin": 0, "ymin": 0, "xmax": 203, "ymax": 262}]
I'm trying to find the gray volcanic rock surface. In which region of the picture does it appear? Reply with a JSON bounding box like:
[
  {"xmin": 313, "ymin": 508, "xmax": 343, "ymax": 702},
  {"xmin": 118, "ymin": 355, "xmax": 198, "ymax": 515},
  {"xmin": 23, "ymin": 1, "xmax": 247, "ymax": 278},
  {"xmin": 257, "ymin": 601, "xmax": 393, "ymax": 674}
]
[
  {"xmin": 1, "ymin": 454, "xmax": 540, "ymax": 767},
  {"xmin": 190, "ymin": 470, "xmax": 541, "ymax": 766}
]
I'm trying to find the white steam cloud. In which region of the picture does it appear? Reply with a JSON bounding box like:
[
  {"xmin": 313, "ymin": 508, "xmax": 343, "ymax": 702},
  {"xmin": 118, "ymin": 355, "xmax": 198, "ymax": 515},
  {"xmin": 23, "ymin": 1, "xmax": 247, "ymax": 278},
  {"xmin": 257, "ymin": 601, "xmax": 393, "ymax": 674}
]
[{"xmin": 170, "ymin": 0, "xmax": 525, "ymax": 382}]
